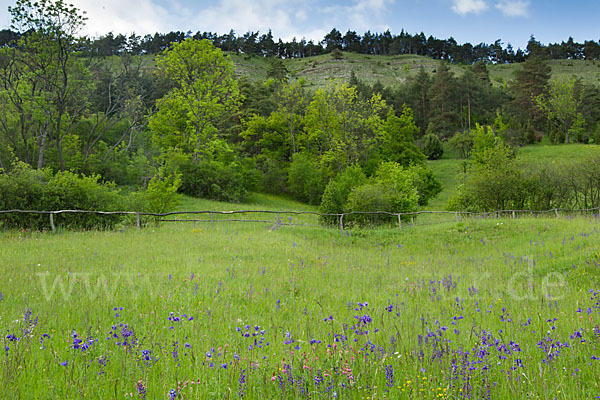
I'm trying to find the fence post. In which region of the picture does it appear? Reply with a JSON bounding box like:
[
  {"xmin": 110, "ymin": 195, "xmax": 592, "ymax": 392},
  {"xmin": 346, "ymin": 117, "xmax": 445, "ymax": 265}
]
[
  {"xmin": 49, "ymin": 212, "xmax": 56, "ymax": 233},
  {"xmin": 210, "ymin": 212, "xmax": 214, "ymax": 227},
  {"xmin": 554, "ymin": 208, "xmax": 559, "ymax": 218},
  {"xmin": 136, "ymin": 213, "xmax": 141, "ymax": 229},
  {"xmin": 339, "ymin": 214, "xmax": 344, "ymax": 236},
  {"xmin": 512, "ymin": 210, "xmax": 516, "ymax": 219},
  {"xmin": 397, "ymin": 214, "xmax": 402, "ymax": 229},
  {"xmin": 455, "ymin": 211, "xmax": 459, "ymax": 222},
  {"xmin": 411, "ymin": 216, "xmax": 415, "ymax": 227}
]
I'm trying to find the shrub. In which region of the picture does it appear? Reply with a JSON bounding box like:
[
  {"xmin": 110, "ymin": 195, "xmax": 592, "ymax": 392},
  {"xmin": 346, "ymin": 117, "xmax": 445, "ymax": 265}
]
[
  {"xmin": 287, "ymin": 153, "xmax": 326, "ymax": 205},
  {"xmin": 319, "ymin": 166, "xmax": 367, "ymax": 225},
  {"xmin": 256, "ymin": 156, "xmax": 288, "ymax": 195},
  {"xmin": 179, "ymin": 159, "xmax": 249, "ymax": 202},
  {"xmin": 420, "ymin": 133, "xmax": 444, "ymax": 160},
  {"xmin": 0, "ymin": 162, "xmax": 124, "ymax": 230},
  {"xmin": 447, "ymin": 140, "xmax": 524, "ymax": 212},
  {"xmin": 373, "ymin": 162, "xmax": 420, "ymax": 216},
  {"xmin": 343, "ymin": 162, "xmax": 420, "ymax": 227},
  {"xmin": 344, "ymin": 184, "xmax": 392, "ymax": 226},
  {"xmin": 144, "ymin": 168, "xmax": 182, "ymax": 214},
  {"xmin": 408, "ymin": 164, "xmax": 442, "ymax": 206}
]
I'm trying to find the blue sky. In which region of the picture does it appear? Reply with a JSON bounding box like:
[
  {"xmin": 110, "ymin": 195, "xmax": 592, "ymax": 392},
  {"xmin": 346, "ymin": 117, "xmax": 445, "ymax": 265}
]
[{"xmin": 0, "ymin": 0, "xmax": 598, "ymax": 50}]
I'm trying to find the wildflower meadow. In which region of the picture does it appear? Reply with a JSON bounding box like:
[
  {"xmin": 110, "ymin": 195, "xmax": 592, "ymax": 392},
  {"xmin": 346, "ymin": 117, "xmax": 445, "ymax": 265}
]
[{"xmin": 1, "ymin": 217, "xmax": 599, "ymax": 398}]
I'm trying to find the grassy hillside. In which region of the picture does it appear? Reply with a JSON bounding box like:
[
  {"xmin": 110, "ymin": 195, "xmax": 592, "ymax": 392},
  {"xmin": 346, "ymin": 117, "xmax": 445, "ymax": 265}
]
[
  {"xmin": 225, "ymin": 52, "xmax": 600, "ymax": 89},
  {"xmin": 427, "ymin": 142, "xmax": 600, "ymax": 210},
  {"xmin": 135, "ymin": 51, "xmax": 600, "ymax": 90}
]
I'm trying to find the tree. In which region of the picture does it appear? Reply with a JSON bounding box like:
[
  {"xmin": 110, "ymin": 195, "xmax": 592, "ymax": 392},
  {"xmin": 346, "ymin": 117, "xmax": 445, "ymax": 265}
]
[
  {"xmin": 82, "ymin": 54, "xmax": 149, "ymax": 165},
  {"xmin": 267, "ymin": 58, "xmax": 289, "ymax": 82},
  {"xmin": 7, "ymin": 0, "xmax": 91, "ymax": 171},
  {"xmin": 322, "ymin": 28, "xmax": 343, "ymax": 52},
  {"xmin": 420, "ymin": 133, "xmax": 443, "ymax": 160},
  {"xmin": 149, "ymin": 39, "xmax": 241, "ymax": 161},
  {"xmin": 304, "ymin": 82, "xmax": 386, "ymax": 175},
  {"xmin": 536, "ymin": 78, "xmax": 584, "ymax": 144},
  {"xmin": 380, "ymin": 106, "xmax": 425, "ymax": 166},
  {"xmin": 449, "ymin": 127, "xmax": 522, "ymax": 211},
  {"xmin": 405, "ymin": 66, "xmax": 431, "ymax": 135},
  {"xmin": 509, "ymin": 55, "xmax": 551, "ymax": 129},
  {"xmin": 275, "ymin": 80, "xmax": 308, "ymax": 156},
  {"xmin": 427, "ymin": 62, "xmax": 459, "ymax": 138}
]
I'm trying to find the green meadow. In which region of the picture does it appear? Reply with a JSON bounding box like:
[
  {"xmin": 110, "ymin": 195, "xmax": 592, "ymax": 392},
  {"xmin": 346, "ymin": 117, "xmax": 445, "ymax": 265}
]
[
  {"xmin": 224, "ymin": 52, "xmax": 600, "ymax": 89},
  {"xmin": 1, "ymin": 196, "xmax": 600, "ymax": 398}
]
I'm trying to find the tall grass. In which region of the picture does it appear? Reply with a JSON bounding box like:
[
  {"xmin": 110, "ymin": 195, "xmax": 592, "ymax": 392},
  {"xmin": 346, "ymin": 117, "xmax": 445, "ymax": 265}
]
[{"xmin": 1, "ymin": 214, "xmax": 599, "ymax": 398}]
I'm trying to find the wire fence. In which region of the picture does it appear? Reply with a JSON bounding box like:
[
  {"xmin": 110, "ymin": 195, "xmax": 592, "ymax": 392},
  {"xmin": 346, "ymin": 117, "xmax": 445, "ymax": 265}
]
[{"xmin": 1, "ymin": 206, "xmax": 600, "ymax": 234}]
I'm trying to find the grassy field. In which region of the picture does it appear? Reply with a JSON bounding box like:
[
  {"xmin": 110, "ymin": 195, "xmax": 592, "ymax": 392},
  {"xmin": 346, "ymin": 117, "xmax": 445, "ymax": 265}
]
[
  {"xmin": 427, "ymin": 142, "xmax": 600, "ymax": 211},
  {"xmin": 1, "ymin": 194, "xmax": 600, "ymax": 398},
  {"xmin": 132, "ymin": 51, "xmax": 600, "ymax": 90}
]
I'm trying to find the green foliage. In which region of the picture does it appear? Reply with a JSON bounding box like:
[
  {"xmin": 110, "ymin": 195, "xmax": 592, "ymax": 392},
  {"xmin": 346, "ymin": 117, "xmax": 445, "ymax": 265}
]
[
  {"xmin": 4, "ymin": 0, "xmax": 93, "ymax": 171},
  {"xmin": 150, "ymin": 38, "xmax": 240, "ymax": 160},
  {"xmin": 143, "ymin": 168, "xmax": 181, "ymax": 214},
  {"xmin": 420, "ymin": 133, "xmax": 444, "ymax": 160},
  {"xmin": 287, "ymin": 153, "xmax": 327, "ymax": 205},
  {"xmin": 344, "ymin": 183, "xmax": 393, "ymax": 226},
  {"xmin": 470, "ymin": 124, "xmax": 498, "ymax": 164},
  {"xmin": 0, "ymin": 162, "xmax": 123, "ymax": 229},
  {"xmin": 343, "ymin": 162, "xmax": 420, "ymax": 226},
  {"xmin": 447, "ymin": 130, "xmax": 474, "ymax": 159},
  {"xmin": 319, "ymin": 166, "xmax": 367, "ymax": 225},
  {"xmin": 509, "ymin": 55, "xmax": 551, "ymax": 128},
  {"xmin": 536, "ymin": 77, "xmax": 585, "ymax": 144},
  {"xmin": 304, "ymin": 82, "xmax": 386, "ymax": 174},
  {"xmin": 380, "ymin": 107, "xmax": 426, "ymax": 166},
  {"xmin": 266, "ymin": 58, "xmax": 289, "ymax": 82},
  {"xmin": 449, "ymin": 133, "xmax": 523, "ymax": 211},
  {"xmin": 331, "ymin": 48, "xmax": 344, "ymax": 60},
  {"xmin": 373, "ymin": 162, "xmax": 420, "ymax": 213},
  {"xmin": 409, "ymin": 164, "xmax": 442, "ymax": 206},
  {"xmin": 178, "ymin": 159, "xmax": 252, "ymax": 203},
  {"xmin": 494, "ymin": 114, "xmax": 535, "ymax": 147},
  {"xmin": 427, "ymin": 62, "xmax": 459, "ymax": 138}
]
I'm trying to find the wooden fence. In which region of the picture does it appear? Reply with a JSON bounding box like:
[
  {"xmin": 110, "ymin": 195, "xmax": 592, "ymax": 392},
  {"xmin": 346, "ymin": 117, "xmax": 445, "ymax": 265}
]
[{"xmin": 1, "ymin": 207, "xmax": 600, "ymax": 234}]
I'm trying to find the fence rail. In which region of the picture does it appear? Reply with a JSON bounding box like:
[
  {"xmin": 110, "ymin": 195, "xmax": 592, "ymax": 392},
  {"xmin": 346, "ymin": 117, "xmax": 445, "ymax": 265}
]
[{"xmin": 1, "ymin": 206, "xmax": 600, "ymax": 234}]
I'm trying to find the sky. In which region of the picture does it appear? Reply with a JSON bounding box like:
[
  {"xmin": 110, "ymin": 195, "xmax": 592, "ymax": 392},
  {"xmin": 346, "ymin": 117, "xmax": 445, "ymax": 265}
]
[{"xmin": 0, "ymin": 0, "xmax": 598, "ymax": 50}]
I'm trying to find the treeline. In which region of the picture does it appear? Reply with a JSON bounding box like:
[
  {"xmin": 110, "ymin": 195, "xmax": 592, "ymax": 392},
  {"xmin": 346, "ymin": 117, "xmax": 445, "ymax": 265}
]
[
  {"xmin": 2, "ymin": 25, "xmax": 600, "ymax": 63},
  {"xmin": 3, "ymin": 0, "xmax": 600, "ymax": 230},
  {"xmin": 350, "ymin": 57, "xmax": 600, "ymax": 148}
]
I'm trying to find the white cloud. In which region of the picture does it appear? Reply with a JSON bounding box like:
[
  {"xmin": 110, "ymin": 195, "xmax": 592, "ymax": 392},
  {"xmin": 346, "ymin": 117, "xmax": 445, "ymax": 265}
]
[
  {"xmin": 192, "ymin": 0, "xmax": 300, "ymax": 40},
  {"xmin": 495, "ymin": 0, "xmax": 530, "ymax": 17},
  {"xmin": 451, "ymin": 0, "xmax": 488, "ymax": 15},
  {"xmin": 68, "ymin": 0, "xmax": 176, "ymax": 37},
  {"xmin": 0, "ymin": 0, "xmax": 395, "ymax": 43},
  {"xmin": 191, "ymin": 0, "xmax": 394, "ymax": 43}
]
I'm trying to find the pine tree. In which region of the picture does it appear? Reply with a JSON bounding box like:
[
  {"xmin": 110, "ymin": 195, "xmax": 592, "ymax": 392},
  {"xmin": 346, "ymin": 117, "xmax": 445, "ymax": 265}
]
[
  {"xmin": 509, "ymin": 55, "xmax": 551, "ymax": 129},
  {"xmin": 427, "ymin": 62, "xmax": 459, "ymax": 138}
]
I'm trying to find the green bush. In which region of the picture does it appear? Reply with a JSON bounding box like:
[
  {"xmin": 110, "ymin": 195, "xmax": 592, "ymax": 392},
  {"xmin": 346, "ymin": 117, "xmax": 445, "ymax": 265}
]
[
  {"xmin": 344, "ymin": 183, "xmax": 393, "ymax": 226},
  {"xmin": 420, "ymin": 133, "xmax": 444, "ymax": 160},
  {"xmin": 179, "ymin": 159, "xmax": 250, "ymax": 202},
  {"xmin": 342, "ymin": 162, "xmax": 420, "ymax": 227},
  {"xmin": 408, "ymin": 164, "xmax": 442, "ymax": 206},
  {"xmin": 447, "ymin": 139, "xmax": 524, "ymax": 212},
  {"xmin": 373, "ymin": 162, "xmax": 420, "ymax": 216},
  {"xmin": 0, "ymin": 162, "xmax": 123, "ymax": 230},
  {"xmin": 319, "ymin": 166, "xmax": 367, "ymax": 225},
  {"xmin": 287, "ymin": 153, "xmax": 326, "ymax": 205},
  {"xmin": 256, "ymin": 156, "xmax": 288, "ymax": 195}
]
